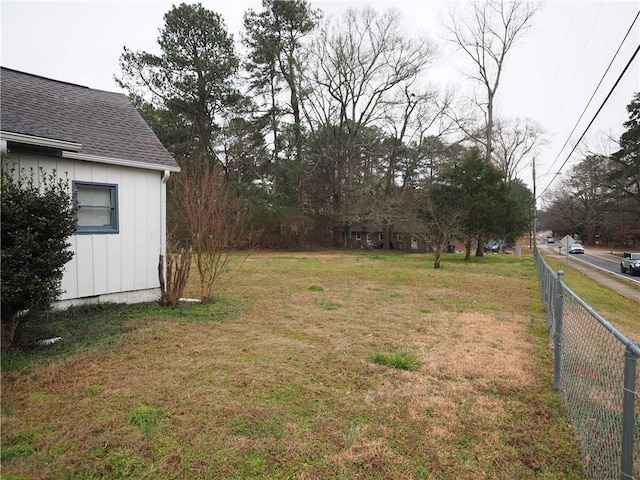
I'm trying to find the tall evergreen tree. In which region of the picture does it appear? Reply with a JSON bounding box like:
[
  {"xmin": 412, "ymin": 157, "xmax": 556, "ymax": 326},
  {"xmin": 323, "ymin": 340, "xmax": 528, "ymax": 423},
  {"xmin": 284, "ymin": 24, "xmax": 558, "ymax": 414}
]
[
  {"xmin": 436, "ymin": 147, "xmax": 508, "ymax": 259},
  {"xmin": 117, "ymin": 2, "xmax": 240, "ymax": 167},
  {"xmin": 243, "ymin": 0, "xmax": 321, "ymax": 243},
  {"xmin": 610, "ymin": 92, "xmax": 640, "ymax": 211}
]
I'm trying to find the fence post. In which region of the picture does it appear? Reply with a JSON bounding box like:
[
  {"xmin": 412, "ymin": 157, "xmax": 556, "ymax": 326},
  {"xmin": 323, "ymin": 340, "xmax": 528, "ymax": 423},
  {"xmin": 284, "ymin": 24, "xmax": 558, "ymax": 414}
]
[
  {"xmin": 553, "ymin": 270, "xmax": 565, "ymax": 390},
  {"xmin": 621, "ymin": 345, "xmax": 638, "ymax": 479},
  {"xmin": 546, "ymin": 271, "xmax": 553, "ymax": 330}
]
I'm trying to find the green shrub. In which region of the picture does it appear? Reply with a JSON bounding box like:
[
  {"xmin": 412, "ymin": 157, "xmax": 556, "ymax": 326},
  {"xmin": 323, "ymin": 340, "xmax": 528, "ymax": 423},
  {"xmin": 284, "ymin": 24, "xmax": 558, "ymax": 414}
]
[{"xmin": 1, "ymin": 165, "xmax": 76, "ymax": 348}]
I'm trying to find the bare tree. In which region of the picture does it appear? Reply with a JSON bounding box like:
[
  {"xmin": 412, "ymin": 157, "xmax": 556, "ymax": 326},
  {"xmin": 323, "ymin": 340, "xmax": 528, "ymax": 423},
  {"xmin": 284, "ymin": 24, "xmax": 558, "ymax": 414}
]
[
  {"xmin": 169, "ymin": 163, "xmax": 255, "ymax": 301},
  {"xmin": 412, "ymin": 198, "xmax": 468, "ymax": 269},
  {"xmin": 445, "ymin": 0, "xmax": 538, "ymax": 256},
  {"xmin": 492, "ymin": 117, "xmax": 545, "ymax": 185},
  {"xmin": 446, "ymin": 0, "xmax": 539, "ymax": 163},
  {"xmin": 302, "ymin": 7, "xmax": 439, "ymax": 246}
]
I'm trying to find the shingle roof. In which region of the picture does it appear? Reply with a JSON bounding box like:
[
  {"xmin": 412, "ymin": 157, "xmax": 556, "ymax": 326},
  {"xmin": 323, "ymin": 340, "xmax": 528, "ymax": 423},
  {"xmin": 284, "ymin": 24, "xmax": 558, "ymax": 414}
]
[{"xmin": 0, "ymin": 67, "xmax": 178, "ymax": 170}]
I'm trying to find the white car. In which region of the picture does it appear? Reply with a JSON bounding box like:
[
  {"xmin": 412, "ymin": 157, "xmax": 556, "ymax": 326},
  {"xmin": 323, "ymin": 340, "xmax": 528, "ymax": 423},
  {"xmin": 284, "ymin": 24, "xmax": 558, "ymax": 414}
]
[
  {"xmin": 621, "ymin": 252, "xmax": 640, "ymax": 275},
  {"xmin": 568, "ymin": 243, "xmax": 584, "ymax": 254}
]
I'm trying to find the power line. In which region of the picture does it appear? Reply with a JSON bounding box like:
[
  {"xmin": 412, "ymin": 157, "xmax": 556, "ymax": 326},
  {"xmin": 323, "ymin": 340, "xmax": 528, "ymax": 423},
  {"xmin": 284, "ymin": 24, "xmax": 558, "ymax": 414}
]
[
  {"xmin": 537, "ymin": 41, "xmax": 640, "ymax": 200},
  {"xmin": 542, "ymin": 8, "xmax": 640, "ymax": 179},
  {"xmin": 543, "ymin": 1, "xmax": 577, "ymax": 122},
  {"xmin": 547, "ymin": 2, "xmax": 602, "ymax": 138}
]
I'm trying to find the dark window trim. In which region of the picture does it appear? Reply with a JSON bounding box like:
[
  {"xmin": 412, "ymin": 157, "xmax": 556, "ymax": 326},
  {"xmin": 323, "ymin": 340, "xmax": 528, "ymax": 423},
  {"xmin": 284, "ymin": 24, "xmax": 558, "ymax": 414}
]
[{"xmin": 72, "ymin": 181, "xmax": 119, "ymax": 234}]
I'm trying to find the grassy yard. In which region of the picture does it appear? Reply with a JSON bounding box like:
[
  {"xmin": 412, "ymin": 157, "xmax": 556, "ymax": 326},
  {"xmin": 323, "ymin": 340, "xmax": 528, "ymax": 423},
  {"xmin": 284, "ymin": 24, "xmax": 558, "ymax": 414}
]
[{"xmin": 1, "ymin": 251, "xmax": 586, "ymax": 479}]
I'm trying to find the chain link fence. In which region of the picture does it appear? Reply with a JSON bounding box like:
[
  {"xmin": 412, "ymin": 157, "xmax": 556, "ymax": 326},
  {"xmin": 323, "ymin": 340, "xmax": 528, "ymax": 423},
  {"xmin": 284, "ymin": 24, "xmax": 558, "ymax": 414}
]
[{"xmin": 536, "ymin": 248, "xmax": 640, "ymax": 479}]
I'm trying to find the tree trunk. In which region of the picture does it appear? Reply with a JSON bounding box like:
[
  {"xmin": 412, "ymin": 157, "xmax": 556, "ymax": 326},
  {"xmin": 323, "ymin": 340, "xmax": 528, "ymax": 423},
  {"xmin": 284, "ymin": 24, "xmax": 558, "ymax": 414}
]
[
  {"xmin": 434, "ymin": 248, "xmax": 442, "ymax": 268},
  {"xmin": 282, "ymin": 55, "xmax": 306, "ymax": 243},
  {"xmin": 464, "ymin": 237, "xmax": 472, "ymax": 260},
  {"xmin": 332, "ymin": 223, "xmax": 342, "ymax": 248},
  {"xmin": 344, "ymin": 224, "xmax": 352, "ymax": 249},
  {"xmin": 486, "ymin": 92, "xmax": 494, "ymax": 164},
  {"xmin": 475, "ymin": 232, "xmax": 485, "ymax": 257},
  {"xmin": 1, "ymin": 311, "xmax": 19, "ymax": 349},
  {"xmin": 383, "ymin": 225, "xmax": 393, "ymax": 250}
]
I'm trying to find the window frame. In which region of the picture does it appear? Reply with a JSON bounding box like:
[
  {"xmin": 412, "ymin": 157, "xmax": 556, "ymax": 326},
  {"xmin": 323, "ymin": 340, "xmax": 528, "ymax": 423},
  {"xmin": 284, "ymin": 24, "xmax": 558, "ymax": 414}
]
[{"xmin": 72, "ymin": 181, "xmax": 119, "ymax": 234}]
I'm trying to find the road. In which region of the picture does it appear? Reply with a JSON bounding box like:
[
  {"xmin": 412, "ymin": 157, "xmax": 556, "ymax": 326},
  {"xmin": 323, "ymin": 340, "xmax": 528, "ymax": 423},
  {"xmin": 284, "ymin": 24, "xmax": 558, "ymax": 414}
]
[{"xmin": 540, "ymin": 242, "xmax": 640, "ymax": 302}]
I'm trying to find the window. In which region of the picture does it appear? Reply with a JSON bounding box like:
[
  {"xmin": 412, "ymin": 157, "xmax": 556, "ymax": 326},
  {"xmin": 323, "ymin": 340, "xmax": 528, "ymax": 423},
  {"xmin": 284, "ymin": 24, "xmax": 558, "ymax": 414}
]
[
  {"xmin": 73, "ymin": 181, "xmax": 118, "ymax": 234},
  {"xmin": 355, "ymin": 233, "xmax": 362, "ymax": 241}
]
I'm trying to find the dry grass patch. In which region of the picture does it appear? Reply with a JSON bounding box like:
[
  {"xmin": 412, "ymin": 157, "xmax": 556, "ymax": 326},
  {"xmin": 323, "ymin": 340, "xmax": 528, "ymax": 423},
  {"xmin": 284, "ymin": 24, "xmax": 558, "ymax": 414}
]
[{"xmin": 1, "ymin": 252, "xmax": 583, "ymax": 479}]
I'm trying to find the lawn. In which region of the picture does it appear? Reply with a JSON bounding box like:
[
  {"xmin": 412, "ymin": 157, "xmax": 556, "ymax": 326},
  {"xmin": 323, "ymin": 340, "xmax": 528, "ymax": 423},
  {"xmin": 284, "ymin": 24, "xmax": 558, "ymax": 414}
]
[{"xmin": 1, "ymin": 251, "xmax": 585, "ymax": 479}]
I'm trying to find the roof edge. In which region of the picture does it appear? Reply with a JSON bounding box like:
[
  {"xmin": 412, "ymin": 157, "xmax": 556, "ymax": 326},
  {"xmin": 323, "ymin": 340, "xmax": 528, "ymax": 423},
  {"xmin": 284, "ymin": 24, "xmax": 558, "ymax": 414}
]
[
  {"xmin": 62, "ymin": 151, "xmax": 180, "ymax": 173},
  {"xmin": 1, "ymin": 131, "xmax": 83, "ymax": 151},
  {"xmin": 1, "ymin": 67, "xmax": 91, "ymax": 90}
]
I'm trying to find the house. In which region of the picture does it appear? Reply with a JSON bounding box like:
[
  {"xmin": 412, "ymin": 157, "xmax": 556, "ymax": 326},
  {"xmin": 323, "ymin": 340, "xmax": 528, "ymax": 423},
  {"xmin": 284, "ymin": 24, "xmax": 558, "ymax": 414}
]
[
  {"xmin": 0, "ymin": 67, "xmax": 180, "ymax": 307},
  {"xmin": 348, "ymin": 221, "xmax": 429, "ymax": 251}
]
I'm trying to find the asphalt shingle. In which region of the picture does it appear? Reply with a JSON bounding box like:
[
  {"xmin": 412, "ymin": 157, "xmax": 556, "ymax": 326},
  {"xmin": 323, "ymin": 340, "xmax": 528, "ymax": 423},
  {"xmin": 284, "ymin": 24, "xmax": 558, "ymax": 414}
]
[{"xmin": 0, "ymin": 67, "xmax": 178, "ymax": 170}]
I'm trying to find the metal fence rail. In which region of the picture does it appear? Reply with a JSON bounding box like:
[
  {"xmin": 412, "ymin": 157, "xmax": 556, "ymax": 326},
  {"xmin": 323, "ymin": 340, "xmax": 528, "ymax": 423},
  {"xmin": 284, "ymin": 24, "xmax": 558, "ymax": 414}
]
[{"xmin": 535, "ymin": 248, "xmax": 640, "ymax": 479}]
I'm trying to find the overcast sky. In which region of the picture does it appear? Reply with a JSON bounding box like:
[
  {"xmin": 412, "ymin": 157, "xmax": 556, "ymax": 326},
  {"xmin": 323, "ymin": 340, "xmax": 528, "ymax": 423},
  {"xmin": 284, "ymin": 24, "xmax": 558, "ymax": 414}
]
[{"xmin": 2, "ymin": 0, "xmax": 639, "ymax": 204}]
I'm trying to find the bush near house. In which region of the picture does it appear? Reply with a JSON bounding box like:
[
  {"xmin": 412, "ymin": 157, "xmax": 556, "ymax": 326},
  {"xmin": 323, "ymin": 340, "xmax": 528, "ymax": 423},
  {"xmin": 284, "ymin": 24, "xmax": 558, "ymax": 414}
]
[{"xmin": 1, "ymin": 165, "xmax": 76, "ymax": 348}]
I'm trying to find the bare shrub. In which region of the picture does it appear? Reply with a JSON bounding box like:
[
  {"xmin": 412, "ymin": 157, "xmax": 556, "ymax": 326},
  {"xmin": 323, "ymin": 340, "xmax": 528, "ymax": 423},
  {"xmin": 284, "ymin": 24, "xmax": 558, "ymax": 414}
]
[
  {"xmin": 169, "ymin": 163, "xmax": 256, "ymax": 300},
  {"xmin": 158, "ymin": 236, "xmax": 191, "ymax": 307}
]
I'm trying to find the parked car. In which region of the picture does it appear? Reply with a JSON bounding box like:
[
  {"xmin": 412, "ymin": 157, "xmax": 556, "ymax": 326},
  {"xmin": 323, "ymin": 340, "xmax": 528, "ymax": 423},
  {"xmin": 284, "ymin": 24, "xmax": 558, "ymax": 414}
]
[
  {"xmin": 484, "ymin": 240, "xmax": 501, "ymax": 253},
  {"xmin": 546, "ymin": 237, "xmax": 555, "ymax": 244},
  {"xmin": 568, "ymin": 243, "xmax": 584, "ymax": 254},
  {"xmin": 620, "ymin": 252, "xmax": 640, "ymax": 275}
]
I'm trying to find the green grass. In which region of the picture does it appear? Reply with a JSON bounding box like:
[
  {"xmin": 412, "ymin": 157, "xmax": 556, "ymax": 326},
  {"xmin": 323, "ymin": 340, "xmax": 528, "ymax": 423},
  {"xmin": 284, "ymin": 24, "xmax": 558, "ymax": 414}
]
[
  {"xmin": 1, "ymin": 428, "xmax": 51, "ymax": 463},
  {"xmin": 317, "ymin": 298, "xmax": 342, "ymax": 310},
  {"xmin": 0, "ymin": 251, "xmax": 585, "ymax": 480},
  {"xmin": 371, "ymin": 351, "xmax": 421, "ymax": 371},
  {"xmin": 1, "ymin": 444, "xmax": 37, "ymax": 462},
  {"xmin": 230, "ymin": 414, "xmax": 284, "ymax": 438},
  {"xmin": 1, "ymin": 296, "xmax": 244, "ymax": 373},
  {"xmin": 83, "ymin": 384, "xmax": 102, "ymax": 397},
  {"xmin": 127, "ymin": 406, "xmax": 162, "ymax": 440}
]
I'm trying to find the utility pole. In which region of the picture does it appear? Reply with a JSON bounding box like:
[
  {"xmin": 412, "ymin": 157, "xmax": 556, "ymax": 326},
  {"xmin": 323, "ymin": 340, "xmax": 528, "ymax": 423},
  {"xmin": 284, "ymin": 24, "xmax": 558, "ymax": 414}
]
[{"xmin": 531, "ymin": 158, "xmax": 537, "ymax": 249}]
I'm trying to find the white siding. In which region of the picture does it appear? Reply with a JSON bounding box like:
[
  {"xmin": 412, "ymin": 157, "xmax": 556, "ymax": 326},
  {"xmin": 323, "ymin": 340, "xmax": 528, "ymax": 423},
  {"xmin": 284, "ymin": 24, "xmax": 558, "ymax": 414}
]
[
  {"xmin": 120, "ymin": 170, "xmax": 136, "ymax": 293},
  {"xmin": 5, "ymin": 152, "xmax": 165, "ymax": 302},
  {"xmin": 134, "ymin": 170, "xmax": 150, "ymax": 290},
  {"xmin": 106, "ymin": 168, "xmax": 124, "ymax": 293}
]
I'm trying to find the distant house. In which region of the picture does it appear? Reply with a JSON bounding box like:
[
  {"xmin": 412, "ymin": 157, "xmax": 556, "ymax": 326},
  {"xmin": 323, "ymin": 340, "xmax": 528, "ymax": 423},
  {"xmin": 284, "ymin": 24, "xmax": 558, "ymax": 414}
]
[
  {"xmin": 348, "ymin": 221, "xmax": 428, "ymax": 251},
  {"xmin": 0, "ymin": 67, "xmax": 180, "ymax": 307}
]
